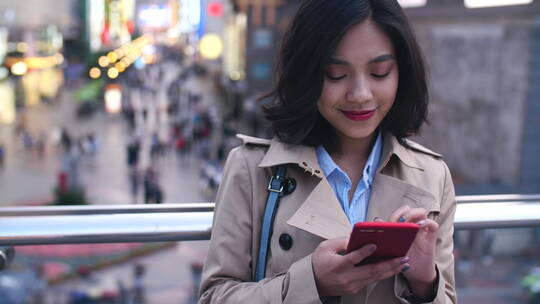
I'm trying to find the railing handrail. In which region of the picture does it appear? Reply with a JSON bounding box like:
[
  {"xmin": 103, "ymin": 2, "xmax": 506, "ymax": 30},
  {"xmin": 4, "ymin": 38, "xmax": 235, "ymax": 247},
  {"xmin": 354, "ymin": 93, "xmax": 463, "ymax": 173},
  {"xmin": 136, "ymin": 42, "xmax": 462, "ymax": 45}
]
[
  {"xmin": 0, "ymin": 202, "xmax": 216, "ymax": 216},
  {"xmin": 455, "ymin": 194, "xmax": 540, "ymax": 203},
  {"xmin": 2, "ymin": 194, "xmax": 537, "ymax": 216},
  {"xmin": 0, "ymin": 194, "xmax": 539, "ymax": 246}
]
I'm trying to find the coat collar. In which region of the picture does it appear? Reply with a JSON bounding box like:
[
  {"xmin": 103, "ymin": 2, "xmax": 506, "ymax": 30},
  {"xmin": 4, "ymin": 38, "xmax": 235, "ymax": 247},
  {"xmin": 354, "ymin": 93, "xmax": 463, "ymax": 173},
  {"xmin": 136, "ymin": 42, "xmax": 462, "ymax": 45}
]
[
  {"xmin": 257, "ymin": 132, "xmax": 430, "ymax": 173},
  {"xmin": 258, "ymin": 138, "xmax": 325, "ymax": 178},
  {"xmin": 261, "ymin": 133, "xmax": 439, "ymax": 240},
  {"xmin": 379, "ymin": 134, "xmax": 423, "ymax": 171}
]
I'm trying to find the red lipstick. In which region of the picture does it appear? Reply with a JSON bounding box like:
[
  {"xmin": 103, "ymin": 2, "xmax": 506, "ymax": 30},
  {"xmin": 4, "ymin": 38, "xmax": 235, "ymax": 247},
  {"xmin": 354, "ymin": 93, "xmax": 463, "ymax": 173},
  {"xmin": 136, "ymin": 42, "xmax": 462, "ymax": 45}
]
[{"xmin": 341, "ymin": 109, "xmax": 376, "ymax": 121}]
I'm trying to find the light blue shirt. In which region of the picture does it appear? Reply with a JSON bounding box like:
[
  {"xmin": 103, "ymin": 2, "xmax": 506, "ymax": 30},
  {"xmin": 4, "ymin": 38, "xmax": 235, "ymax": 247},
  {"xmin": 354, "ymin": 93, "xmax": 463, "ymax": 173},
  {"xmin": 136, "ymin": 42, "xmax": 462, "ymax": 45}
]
[{"xmin": 316, "ymin": 132, "xmax": 383, "ymax": 224}]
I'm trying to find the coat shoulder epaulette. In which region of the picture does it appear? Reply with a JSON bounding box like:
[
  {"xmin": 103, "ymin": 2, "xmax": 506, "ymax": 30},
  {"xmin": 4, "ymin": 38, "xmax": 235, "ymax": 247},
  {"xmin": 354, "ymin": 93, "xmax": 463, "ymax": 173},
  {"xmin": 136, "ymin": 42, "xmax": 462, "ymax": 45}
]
[
  {"xmin": 403, "ymin": 139, "xmax": 442, "ymax": 158},
  {"xmin": 236, "ymin": 134, "xmax": 272, "ymax": 147}
]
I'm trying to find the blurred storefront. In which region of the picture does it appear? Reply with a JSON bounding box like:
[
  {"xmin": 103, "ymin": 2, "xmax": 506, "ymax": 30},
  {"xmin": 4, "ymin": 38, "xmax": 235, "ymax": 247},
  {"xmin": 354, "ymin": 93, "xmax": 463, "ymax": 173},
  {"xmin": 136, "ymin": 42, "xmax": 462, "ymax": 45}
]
[
  {"xmin": 84, "ymin": 0, "xmax": 136, "ymax": 54},
  {"xmin": 0, "ymin": 27, "xmax": 15, "ymax": 125},
  {"xmin": 3, "ymin": 25, "xmax": 64, "ymax": 109}
]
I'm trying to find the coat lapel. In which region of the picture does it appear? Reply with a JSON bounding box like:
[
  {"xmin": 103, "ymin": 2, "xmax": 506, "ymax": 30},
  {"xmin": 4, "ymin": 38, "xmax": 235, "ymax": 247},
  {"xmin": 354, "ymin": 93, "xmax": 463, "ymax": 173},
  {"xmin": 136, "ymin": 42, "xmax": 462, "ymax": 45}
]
[
  {"xmin": 259, "ymin": 138, "xmax": 348, "ymax": 239},
  {"xmin": 286, "ymin": 177, "xmax": 352, "ymax": 240}
]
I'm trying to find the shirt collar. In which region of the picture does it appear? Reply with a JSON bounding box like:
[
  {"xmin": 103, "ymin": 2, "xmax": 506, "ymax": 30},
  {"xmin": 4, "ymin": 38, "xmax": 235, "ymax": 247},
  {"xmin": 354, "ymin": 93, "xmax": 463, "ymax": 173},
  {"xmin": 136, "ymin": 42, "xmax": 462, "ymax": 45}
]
[
  {"xmin": 315, "ymin": 145, "xmax": 338, "ymax": 177},
  {"xmin": 315, "ymin": 131, "xmax": 382, "ymax": 187}
]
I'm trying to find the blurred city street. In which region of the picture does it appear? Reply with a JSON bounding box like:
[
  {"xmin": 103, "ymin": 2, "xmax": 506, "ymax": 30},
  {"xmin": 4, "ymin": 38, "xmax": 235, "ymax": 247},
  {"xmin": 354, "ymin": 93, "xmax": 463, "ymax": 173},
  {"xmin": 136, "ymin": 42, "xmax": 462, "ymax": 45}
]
[
  {"xmin": 0, "ymin": 58, "xmax": 215, "ymax": 303},
  {"xmin": 0, "ymin": 64, "xmax": 208, "ymax": 207}
]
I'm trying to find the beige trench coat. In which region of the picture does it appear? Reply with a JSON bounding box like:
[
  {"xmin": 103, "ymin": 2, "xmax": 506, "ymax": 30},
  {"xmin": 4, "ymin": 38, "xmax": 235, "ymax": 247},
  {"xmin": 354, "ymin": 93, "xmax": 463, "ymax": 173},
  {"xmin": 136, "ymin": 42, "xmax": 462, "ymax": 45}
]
[{"xmin": 199, "ymin": 133, "xmax": 457, "ymax": 304}]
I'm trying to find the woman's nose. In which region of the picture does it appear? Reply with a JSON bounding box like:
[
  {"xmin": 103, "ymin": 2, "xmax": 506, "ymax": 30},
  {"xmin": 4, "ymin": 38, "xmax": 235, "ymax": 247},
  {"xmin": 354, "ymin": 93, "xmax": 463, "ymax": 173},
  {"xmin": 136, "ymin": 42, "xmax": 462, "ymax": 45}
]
[{"xmin": 346, "ymin": 78, "xmax": 373, "ymax": 103}]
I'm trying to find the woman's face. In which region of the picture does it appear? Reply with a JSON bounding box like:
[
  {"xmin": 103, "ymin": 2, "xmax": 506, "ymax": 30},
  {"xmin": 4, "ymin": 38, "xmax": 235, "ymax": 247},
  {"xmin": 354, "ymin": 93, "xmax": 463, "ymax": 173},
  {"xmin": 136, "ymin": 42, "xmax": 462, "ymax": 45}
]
[{"xmin": 317, "ymin": 18, "xmax": 399, "ymax": 144}]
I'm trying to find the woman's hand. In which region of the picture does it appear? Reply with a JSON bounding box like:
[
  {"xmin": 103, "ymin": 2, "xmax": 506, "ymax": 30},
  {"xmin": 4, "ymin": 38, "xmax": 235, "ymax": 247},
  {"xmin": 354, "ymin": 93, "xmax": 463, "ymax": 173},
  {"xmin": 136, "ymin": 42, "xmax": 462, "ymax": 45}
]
[
  {"xmin": 388, "ymin": 205, "xmax": 439, "ymax": 298},
  {"xmin": 312, "ymin": 237, "xmax": 410, "ymax": 297}
]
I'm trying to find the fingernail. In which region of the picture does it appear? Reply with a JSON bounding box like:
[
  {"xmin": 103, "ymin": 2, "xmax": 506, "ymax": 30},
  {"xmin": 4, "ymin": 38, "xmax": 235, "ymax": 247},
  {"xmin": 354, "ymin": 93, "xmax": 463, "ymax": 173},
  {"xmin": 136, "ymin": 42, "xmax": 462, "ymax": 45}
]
[
  {"xmin": 368, "ymin": 244, "xmax": 377, "ymax": 252},
  {"xmin": 398, "ymin": 216, "xmax": 406, "ymax": 223},
  {"xmin": 400, "ymin": 257, "xmax": 410, "ymax": 264},
  {"xmin": 417, "ymin": 220, "xmax": 426, "ymax": 226},
  {"xmin": 401, "ymin": 265, "xmax": 410, "ymax": 272}
]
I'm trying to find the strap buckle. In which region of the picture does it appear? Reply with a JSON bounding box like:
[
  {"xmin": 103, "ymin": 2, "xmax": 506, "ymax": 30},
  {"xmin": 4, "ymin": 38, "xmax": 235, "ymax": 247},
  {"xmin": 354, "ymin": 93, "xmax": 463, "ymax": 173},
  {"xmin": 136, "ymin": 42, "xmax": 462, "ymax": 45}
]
[{"xmin": 267, "ymin": 176, "xmax": 284, "ymax": 193}]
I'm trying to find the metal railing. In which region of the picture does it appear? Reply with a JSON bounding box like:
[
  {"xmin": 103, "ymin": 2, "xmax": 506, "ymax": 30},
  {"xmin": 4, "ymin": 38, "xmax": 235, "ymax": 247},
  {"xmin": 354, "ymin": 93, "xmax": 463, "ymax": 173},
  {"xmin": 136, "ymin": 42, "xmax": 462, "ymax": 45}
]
[
  {"xmin": 0, "ymin": 203, "xmax": 215, "ymax": 246},
  {"xmin": 0, "ymin": 194, "xmax": 539, "ymax": 270},
  {"xmin": 454, "ymin": 194, "xmax": 540, "ymax": 203},
  {"xmin": 1, "ymin": 195, "xmax": 539, "ymax": 247}
]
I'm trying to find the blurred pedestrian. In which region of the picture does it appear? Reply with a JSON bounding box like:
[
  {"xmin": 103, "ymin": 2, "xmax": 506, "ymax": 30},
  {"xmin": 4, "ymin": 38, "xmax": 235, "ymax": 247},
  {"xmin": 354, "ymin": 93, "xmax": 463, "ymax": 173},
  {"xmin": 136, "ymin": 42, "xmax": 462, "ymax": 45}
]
[
  {"xmin": 63, "ymin": 145, "xmax": 81, "ymax": 190},
  {"xmin": 143, "ymin": 165, "xmax": 163, "ymax": 204},
  {"xmin": 129, "ymin": 168, "xmax": 141, "ymax": 203},
  {"xmin": 34, "ymin": 133, "xmax": 46, "ymax": 158},
  {"xmin": 150, "ymin": 133, "xmax": 161, "ymax": 160},
  {"xmin": 124, "ymin": 105, "xmax": 136, "ymax": 129},
  {"xmin": 133, "ymin": 264, "xmax": 146, "ymax": 304},
  {"xmin": 126, "ymin": 138, "xmax": 141, "ymax": 170},
  {"xmin": 116, "ymin": 279, "xmax": 129, "ymax": 304},
  {"xmin": 85, "ymin": 133, "xmax": 98, "ymax": 156},
  {"xmin": 21, "ymin": 130, "xmax": 33, "ymax": 152},
  {"xmin": 175, "ymin": 134, "xmax": 187, "ymax": 157},
  {"xmin": 60, "ymin": 128, "xmax": 72, "ymax": 152},
  {"xmin": 0, "ymin": 143, "xmax": 5, "ymax": 168}
]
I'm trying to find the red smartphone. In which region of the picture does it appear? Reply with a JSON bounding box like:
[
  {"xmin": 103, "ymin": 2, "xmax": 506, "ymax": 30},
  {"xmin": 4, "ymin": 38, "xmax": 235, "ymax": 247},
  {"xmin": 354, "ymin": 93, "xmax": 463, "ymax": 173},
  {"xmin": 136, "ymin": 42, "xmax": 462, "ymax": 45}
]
[{"xmin": 345, "ymin": 222, "xmax": 420, "ymax": 265}]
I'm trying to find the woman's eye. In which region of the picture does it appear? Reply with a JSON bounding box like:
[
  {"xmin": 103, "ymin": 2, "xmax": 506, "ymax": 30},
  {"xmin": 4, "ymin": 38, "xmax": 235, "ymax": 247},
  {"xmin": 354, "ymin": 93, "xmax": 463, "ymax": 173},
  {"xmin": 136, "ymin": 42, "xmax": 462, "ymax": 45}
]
[
  {"xmin": 371, "ymin": 72, "xmax": 390, "ymax": 79},
  {"xmin": 326, "ymin": 74, "xmax": 347, "ymax": 81}
]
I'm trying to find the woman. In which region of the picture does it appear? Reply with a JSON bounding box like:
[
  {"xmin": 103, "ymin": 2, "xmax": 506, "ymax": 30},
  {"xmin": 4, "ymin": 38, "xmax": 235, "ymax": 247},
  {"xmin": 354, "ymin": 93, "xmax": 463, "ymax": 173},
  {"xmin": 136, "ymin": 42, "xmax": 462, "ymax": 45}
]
[{"xmin": 199, "ymin": 0, "xmax": 456, "ymax": 303}]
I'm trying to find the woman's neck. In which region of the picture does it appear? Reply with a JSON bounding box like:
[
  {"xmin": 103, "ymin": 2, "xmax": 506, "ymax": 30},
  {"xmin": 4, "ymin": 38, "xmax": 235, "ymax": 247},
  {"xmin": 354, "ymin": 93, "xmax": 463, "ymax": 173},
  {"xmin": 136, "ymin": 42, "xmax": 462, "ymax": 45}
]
[{"xmin": 327, "ymin": 133, "xmax": 377, "ymax": 165}]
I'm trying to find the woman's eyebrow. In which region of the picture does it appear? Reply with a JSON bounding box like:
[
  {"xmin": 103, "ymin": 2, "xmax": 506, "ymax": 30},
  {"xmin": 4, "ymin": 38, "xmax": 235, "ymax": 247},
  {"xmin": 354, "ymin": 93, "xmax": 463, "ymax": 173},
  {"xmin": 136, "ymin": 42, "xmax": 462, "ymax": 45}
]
[
  {"xmin": 369, "ymin": 54, "xmax": 395, "ymax": 63},
  {"xmin": 328, "ymin": 57, "xmax": 350, "ymax": 66},
  {"xmin": 327, "ymin": 54, "xmax": 395, "ymax": 66}
]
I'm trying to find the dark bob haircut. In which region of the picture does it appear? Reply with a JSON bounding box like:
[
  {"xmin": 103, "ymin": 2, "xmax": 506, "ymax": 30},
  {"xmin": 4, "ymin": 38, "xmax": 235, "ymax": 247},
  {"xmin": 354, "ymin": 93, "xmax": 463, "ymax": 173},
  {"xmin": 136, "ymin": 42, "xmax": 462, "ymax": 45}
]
[{"xmin": 262, "ymin": 0, "xmax": 428, "ymax": 146}]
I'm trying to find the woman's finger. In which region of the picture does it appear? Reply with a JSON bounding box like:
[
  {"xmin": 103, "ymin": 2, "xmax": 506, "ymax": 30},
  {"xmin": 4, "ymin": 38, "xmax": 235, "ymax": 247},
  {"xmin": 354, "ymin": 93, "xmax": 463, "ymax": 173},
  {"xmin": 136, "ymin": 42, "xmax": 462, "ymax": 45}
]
[
  {"xmin": 352, "ymin": 256, "xmax": 410, "ymax": 283},
  {"xmin": 417, "ymin": 218, "xmax": 439, "ymax": 233},
  {"xmin": 343, "ymin": 243, "xmax": 378, "ymax": 266},
  {"xmin": 389, "ymin": 205, "xmax": 411, "ymax": 222}
]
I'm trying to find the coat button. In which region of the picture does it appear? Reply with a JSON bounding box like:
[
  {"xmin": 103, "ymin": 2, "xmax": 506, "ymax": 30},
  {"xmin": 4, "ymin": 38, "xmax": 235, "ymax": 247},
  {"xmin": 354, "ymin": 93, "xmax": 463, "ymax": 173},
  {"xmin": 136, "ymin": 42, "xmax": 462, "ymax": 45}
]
[
  {"xmin": 279, "ymin": 233, "xmax": 293, "ymax": 250},
  {"xmin": 284, "ymin": 177, "xmax": 296, "ymax": 195}
]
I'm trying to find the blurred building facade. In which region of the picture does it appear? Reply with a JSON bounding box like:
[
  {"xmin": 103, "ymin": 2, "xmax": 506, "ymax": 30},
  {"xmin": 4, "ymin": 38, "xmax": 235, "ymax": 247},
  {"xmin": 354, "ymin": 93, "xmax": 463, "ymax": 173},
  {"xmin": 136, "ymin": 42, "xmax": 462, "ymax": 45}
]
[{"xmin": 405, "ymin": 1, "xmax": 540, "ymax": 194}]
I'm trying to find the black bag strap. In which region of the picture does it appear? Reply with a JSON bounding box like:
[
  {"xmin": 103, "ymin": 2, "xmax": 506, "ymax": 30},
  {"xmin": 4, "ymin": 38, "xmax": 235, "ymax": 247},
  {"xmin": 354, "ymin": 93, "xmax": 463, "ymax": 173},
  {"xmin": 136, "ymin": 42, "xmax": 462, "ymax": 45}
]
[{"xmin": 255, "ymin": 164, "xmax": 288, "ymax": 281}]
